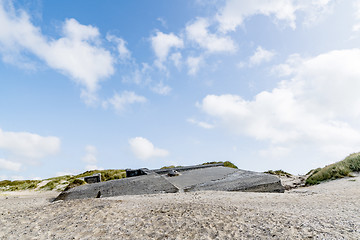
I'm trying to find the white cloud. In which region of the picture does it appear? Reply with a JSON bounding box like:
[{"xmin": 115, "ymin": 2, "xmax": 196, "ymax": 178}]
[
  {"xmin": 259, "ymin": 146, "xmax": 290, "ymax": 159},
  {"xmin": 129, "ymin": 137, "xmax": 169, "ymax": 160},
  {"xmin": 151, "ymin": 82, "xmax": 172, "ymax": 95},
  {"xmin": 10, "ymin": 175, "xmax": 24, "ymax": 180},
  {"xmin": 216, "ymin": 0, "xmax": 332, "ymax": 33},
  {"xmin": 103, "ymin": 91, "xmax": 147, "ymax": 113},
  {"xmin": 81, "ymin": 145, "xmax": 103, "ymax": 171},
  {"xmin": 187, "ymin": 118, "xmax": 214, "ymax": 129},
  {"xmin": 271, "ymin": 53, "xmax": 302, "ymax": 76},
  {"xmin": 170, "ymin": 52, "xmax": 182, "ymax": 69},
  {"xmin": 150, "ymin": 31, "xmax": 184, "ymax": 64},
  {"xmin": 353, "ymin": 0, "xmax": 360, "ymax": 32},
  {"xmin": 157, "ymin": 17, "xmax": 167, "ymax": 28},
  {"xmin": 186, "ymin": 18, "xmax": 236, "ymax": 53},
  {"xmin": 0, "ymin": 128, "xmax": 60, "ymax": 159},
  {"xmin": 85, "ymin": 165, "xmax": 103, "ymax": 171},
  {"xmin": 249, "ymin": 46, "xmax": 276, "ymax": 66},
  {"xmin": 56, "ymin": 171, "xmax": 75, "ymax": 177},
  {"xmin": 0, "ymin": 3, "xmax": 115, "ymax": 104},
  {"xmin": 0, "ymin": 158, "xmax": 21, "ymax": 171},
  {"xmin": 106, "ymin": 33, "xmax": 131, "ymax": 60},
  {"xmin": 82, "ymin": 145, "xmax": 97, "ymax": 164},
  {"xmin": 122, "ymin": 63, "xmax": 152, "ymax": 86},
  {"xmin": 187, "ymin": 55, "xmax": 203, "ymax": 75},
  {"xmin": 199, "ymin": 49, "xmax": 360, "ymax": 171}
]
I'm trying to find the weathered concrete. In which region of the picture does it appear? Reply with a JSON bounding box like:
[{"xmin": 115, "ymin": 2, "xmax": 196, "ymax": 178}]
[
  {"xmin": 183, "ymin": 168, "xmax": 284, "ymax": 193},
  {"xmin": 153, "ymin": 163, "xmax": 225, "ymax": 175},
  {"xmin": 54, "ymin": 173, "xmax": 178, "ymax": 201},
  {"xmin": 55, "ymin": 165, "xmax": 284, "ymax": 201},
  {"xmin": 84, "ymin": 173, "xmax": 101, "ymax": 184},
  {"xmin": 164, "ymin": 166, "xmax": 238, "ymax": 190}
]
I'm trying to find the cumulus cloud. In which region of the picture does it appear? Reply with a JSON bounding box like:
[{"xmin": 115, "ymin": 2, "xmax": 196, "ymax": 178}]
[
  {"xmin": 249, "ymin": 46, "xmax": 276, "ymax": 66},
  {"xmin": 0, "ymin": 2, "xmax": 115, "ymax": 104},
  {"xmin": 0, "ymin": 128, "xmax": 61, "ymax": 159},
  {"xmin": 103, "ymin": 91, "xmax": 147, "ymax": 113},
  {"xmin": 238, "ymin": 46, "xmax": 276, "ymax": 68},
  {"xmin": 187, "ymin": 55, "xmax": 203, "ymax": 75},
  {"xmin": 186, "ymin": 18, "xmax": 236, "ymax": 53},
  {"xmin": 129, "ymin": 137, "xmax": 169, "ymax": 160},
  {"xmin": 150, "ymin": 31, "xmax": 184, "ymax": 67},
  {"xmin": 81, "ymin": 145, "xmax": 103, "ymax": 171},
  {"xmin": 106, "ymin": 33, "xmax": 131, "ymax": 60},
  {"xmin": 198, "ymin": 49, "xmax": 360, "ymax": 170},
  {"xmin": 216, "ymin": 0, "xmax": 332, "ymax": 33},
  {"xmin": 0, "ymin": 158, "xmax": 21, "ymax": 171}
]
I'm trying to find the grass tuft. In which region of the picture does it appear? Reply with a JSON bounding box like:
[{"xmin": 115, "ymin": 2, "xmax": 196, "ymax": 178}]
[
  {"xmin": 64, "ymin": 178, "xmax": 86, "ymax": 191},
  {"xmin": 306, "ymin": 152, "xmax": 360, "ymax": 185},
  {"xmin": 264, "ymin": 170, "xmax": 292, "ymax": 177},
  {"xmin": 0, "ymin": 180, "xmax": 41, "ymax": 191},
  {"xmin": 202, "ymin": 161, "xmax": 238, "ymax": 169}
]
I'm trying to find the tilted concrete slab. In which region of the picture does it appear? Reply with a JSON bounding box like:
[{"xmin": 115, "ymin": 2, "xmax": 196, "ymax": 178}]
[
  {"xmin": 54, "ymin": 165, "xmax": 284, "ymax": 201},
  {"xmin": 54, "ymin": 173, "xmax": 178, "ymax": 201},
  {"xmin": 164, "ymin": 166, "xmax": 238, "ymax": 190},
  {"xmin": 181, "ymin": 168, "xmax": 284, "ymax": 193}
]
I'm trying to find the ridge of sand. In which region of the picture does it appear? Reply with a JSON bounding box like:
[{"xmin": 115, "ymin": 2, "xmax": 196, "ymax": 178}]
[{"xmin": 0, "ymin": 176, "xmax": 359, "ymax": 239}]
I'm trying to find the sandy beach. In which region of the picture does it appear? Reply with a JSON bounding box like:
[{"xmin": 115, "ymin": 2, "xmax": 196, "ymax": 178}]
[{"xmin": 0, "ymin": 175, "xmax": 359, "ymax": 239}]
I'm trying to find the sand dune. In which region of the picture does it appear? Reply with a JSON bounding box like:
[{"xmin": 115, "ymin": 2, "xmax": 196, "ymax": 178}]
[{"xmin": 0, "ymin": 175, "xmax": 359, "ymax": 239}]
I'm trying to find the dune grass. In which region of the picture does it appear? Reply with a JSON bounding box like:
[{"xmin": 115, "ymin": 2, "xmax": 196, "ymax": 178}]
[
  {"xmin": 0, "ymin": 169, "xmax": 127, "ymax": 191},
  {"xmin": 161, "ymin": 161, "xmax": 238, "ymax": 169},
  {"xmin": 0, "ymin": 162, "xmax": 239, "ymax": 191},
  {"xmin": 202, "ymin": 161, "xmax": 238, "ymax": 169},
  {"xmin": 160, "ymin": 165, "xmax": 182, "ymax": 169},
  {"xmin": 306, "ymin": 152, "xmax": 360, "ymax": 185},
  {"xmin": 0, "ymin": 180, "xmax": 41, "ymax": 191},
  {"xmin": 264, "ymin": 170, "xmax": 292, "ymax": 177}
]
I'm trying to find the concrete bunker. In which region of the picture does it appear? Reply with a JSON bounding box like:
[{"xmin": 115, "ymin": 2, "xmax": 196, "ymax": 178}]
[{"xmin": 54, "ymin": 163, "xmax": 284, "ymax": 201}]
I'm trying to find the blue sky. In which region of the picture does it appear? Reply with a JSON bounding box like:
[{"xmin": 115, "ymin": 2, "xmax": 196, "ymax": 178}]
[{"xmin": 1, "ymin": 0, "xmax": 360, "ymax": 180}]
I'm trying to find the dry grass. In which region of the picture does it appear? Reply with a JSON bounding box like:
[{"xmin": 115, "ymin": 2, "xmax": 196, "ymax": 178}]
[{"xmin": 306, "ymin": 152, "xmax": 360, "ymax": 185}]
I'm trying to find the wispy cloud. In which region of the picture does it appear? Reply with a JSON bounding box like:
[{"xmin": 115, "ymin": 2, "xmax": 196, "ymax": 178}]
[{"xmin": 103, "ymin": 91, "xmax": 147, "ymax": 113}]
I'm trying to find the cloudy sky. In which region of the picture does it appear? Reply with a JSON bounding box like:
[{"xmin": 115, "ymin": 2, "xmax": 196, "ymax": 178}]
[{"xmin": 1, "ymin": 0, "xmax": 360, "ymax": 180}]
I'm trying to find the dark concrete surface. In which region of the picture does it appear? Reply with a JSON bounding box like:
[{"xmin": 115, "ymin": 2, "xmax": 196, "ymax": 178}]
[
  {"xmin": 55, "ymin": 165, "xmax": 284, "ymax": 201},
  {"xmin": 54, "ymin": 173, "xmax": 178, "ymax": 201},
  {"xmin": 184, "ymin": 169, "xmax": 284, "ymax": 193},
  {"xmin": 164, "ymin": 166, "xmax": 238, "ymax": 190}
]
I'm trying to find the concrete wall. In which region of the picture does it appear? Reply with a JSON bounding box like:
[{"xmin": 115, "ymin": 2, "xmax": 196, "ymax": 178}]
[
  {"xmin": 54, "ymin": 165, "xmax": 284, "ymax": 201},
  {"xmin": 55, "ymin": 173, "xmax": 178, "ymax": 201}
]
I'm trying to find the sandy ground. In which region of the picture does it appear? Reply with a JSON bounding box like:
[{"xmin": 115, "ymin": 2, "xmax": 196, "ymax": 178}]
[{"xmin": 0, "ymin": 175, "xmax": 359, "ymax": 239}]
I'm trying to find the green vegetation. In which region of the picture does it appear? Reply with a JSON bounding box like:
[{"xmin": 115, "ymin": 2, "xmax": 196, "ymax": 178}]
[
  {"xmin": 0, "ymin": 180, "xmax": 41, "ymax": 191},
  {"xmin": 160, "ymin": 165, "xmax": 182, "ymax": 169},
  {"xmin": 76, "ymin": 169, "xmax": 126, "ymax": 181},
  {"xmin": 161, "ymin": 161, "xmax": 238, "ymax": 169},
  {"xmin": 0, "ymin": 162, "xmax": 242, "ymax": 191},
  {"xmin": 202, "ymin": 161, "xmax": 238, "ymax": 169},
  {"xmin": 64, "ymin": 178, "xmax": 86, "ymax": 191},
  {"xmin": 306, "ymin": 152, "xmax": 360, "ymax": 185},
  {"xmin": 264, "ymin": 170, "xmax": 292, "ymax": 177},
  {"xmin": 0, "ymin": 169, "xmax": 126, "ymax": 192}
]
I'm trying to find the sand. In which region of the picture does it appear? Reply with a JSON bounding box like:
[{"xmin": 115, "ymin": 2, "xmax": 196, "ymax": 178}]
[{"xmin": 0, "ymin": 175, "xmax": 359, "ymax": 239}]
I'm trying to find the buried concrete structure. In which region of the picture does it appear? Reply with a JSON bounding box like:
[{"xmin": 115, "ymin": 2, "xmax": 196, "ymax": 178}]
[{"xmin": 54, "ymin": 164, "xmax": 284, "ymax": 201}]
